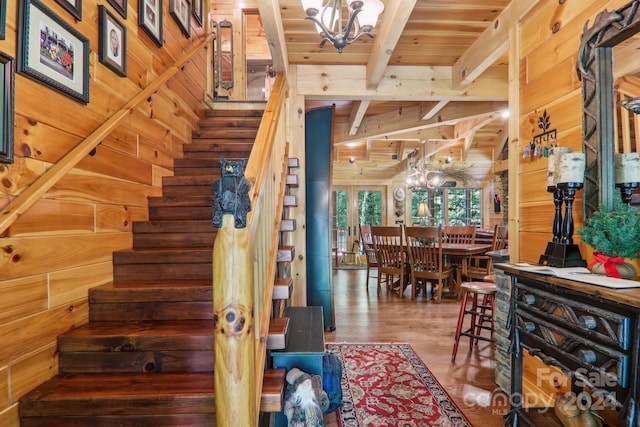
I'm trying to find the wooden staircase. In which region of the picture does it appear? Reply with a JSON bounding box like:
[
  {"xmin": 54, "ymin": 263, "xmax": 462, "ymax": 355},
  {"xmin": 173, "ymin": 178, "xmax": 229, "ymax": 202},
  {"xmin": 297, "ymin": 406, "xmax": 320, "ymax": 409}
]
[{"xmin": 19, "ymin": 108, "xmax": 289, "ymax": 426}]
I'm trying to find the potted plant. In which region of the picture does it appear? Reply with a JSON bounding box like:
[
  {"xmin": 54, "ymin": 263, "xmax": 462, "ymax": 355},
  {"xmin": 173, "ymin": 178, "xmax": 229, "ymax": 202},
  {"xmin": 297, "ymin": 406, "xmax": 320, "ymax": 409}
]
[{"xmin": 577, "ymin": 196, "xmax": 640, "ymax": 278}]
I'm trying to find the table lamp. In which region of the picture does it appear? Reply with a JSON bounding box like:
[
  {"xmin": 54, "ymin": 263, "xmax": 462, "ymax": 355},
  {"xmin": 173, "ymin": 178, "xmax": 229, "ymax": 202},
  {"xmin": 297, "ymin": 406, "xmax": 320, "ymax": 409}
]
[{"xmin": 416, "ymin": 202, "xmax": 431, "ymax": 226}]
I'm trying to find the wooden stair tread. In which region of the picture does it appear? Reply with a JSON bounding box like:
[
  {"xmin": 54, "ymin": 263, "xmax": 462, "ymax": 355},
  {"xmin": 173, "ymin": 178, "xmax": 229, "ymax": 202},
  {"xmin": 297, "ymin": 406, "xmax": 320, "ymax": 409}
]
[
  {"xmin": 288, "ymin": 158, "xmax": 299, "ymax": 168},
  {"xmin": 280, "ymin": 219, "xmax": 296, "ymax": 232},
  {"xmin": 59, "ymin": 320, "xmax": 213, "ymax": 347},
  {"xmin": 277, "ymin": 246, "xmax": 295, "ymax": 262},
  {"xmin": 90, "ymin": 282, "xmax": 213, "ymax": 301},
  {"xmin": 273, "ymin": 277, "xmax": 293, "ymax": 300},
  {"xmin": 261, "ymin": 368, "xmax": 286, "ymax": 413},
  {"xmin": 20, "ymin": 370, "xmax": 284, "ymax": 416},
  {"xmin": 267, "ymin": 317, "xmax": 289, "ymax": 350}
]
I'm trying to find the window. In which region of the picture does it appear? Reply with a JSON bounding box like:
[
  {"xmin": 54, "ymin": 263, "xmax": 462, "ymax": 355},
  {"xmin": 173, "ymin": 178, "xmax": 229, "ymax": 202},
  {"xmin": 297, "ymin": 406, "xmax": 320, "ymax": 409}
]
[{"xmin": 411, "ymin": 188, "xmax": 481, "ymax": 226}]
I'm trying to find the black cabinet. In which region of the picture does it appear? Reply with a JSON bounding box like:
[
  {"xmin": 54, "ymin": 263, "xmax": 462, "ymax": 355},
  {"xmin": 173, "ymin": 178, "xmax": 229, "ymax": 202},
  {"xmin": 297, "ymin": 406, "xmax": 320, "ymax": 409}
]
[{"xmin": 501, "ymin": 266, "xmax": 640, "ymax": 426}]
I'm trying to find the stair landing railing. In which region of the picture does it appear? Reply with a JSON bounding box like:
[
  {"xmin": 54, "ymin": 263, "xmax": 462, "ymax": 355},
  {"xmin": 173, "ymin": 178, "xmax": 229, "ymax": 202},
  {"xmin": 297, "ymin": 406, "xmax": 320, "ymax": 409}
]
[{"xmin": 212, "ymin": 73, "xmax": 289, "ymax": 426}]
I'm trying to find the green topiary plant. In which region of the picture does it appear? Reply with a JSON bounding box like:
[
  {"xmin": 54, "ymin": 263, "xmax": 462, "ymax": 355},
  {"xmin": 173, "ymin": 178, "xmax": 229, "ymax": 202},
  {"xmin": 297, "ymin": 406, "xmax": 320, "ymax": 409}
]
[{"xmin": 577, "ymin": 195, "xmax": 640, "ymax": 259}]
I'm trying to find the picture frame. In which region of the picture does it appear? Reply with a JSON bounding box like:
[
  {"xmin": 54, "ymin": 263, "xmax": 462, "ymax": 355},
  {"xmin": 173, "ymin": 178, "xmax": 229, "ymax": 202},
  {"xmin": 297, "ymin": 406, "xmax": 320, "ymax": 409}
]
[
  {"xmin": 54, "ymin": 0, "xmax": 82, "ymax": 21},
  {"xmin": 107, "ymin": 0, "xmax": 127, "ymax": 19},
  {"xmin": 0, "ymin": 51, "xmax": 14, "ymax": 164},
  {"xmin": 192, "ymin": 0, "xmax": 202, "ymax": 27},
  {"xmin": 138, "ymin": 0, "xmax": 163, "ymax": 47},
  {"xmin": 17, "ymin": 0, "xmax": 89, "ymax": 104},
  {"xmin": 99, "ymin": 5, "xmax": 126, "ymax": 77},
  {"xmin": 170, "ymin": 0, "xmax": 190, "ymax": 38},
  {"xmin": 0, "ymin": 0, "xmax": 7, "ymax": 39}
]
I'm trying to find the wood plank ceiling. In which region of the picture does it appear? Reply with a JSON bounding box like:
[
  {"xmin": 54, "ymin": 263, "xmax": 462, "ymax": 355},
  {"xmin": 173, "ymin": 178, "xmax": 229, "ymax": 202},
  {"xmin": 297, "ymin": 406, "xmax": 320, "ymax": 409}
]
[{"xmin": 211, "ymin": 0, "xmax": 527, "ymax": 184}]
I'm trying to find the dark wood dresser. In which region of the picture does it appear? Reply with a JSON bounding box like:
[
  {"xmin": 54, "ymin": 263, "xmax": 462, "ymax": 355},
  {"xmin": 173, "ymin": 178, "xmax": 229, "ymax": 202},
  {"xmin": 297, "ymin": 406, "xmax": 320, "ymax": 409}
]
[{"xmin": 499, "ymin": 264, "xmax": 640, "ymax": 427}]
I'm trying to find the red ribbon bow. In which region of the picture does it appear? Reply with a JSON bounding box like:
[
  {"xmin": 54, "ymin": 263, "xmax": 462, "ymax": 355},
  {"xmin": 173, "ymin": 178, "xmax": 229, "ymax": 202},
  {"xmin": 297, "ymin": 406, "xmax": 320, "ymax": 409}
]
[{"xmin": 588, "ymin": 252, "xmax": 624, "ymax": 278}]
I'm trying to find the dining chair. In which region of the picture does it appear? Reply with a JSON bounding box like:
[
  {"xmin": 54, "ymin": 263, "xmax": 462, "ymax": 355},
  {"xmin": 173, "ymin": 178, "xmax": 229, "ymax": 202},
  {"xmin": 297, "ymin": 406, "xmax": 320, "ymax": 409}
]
[
  {"xmin": 359, "ymin": 224, "xmax": 385, "ymax": 292},
  {"xmin": 464, "ymin": 224, "xmax": 508, "ymax": 282},
  {"xmin": 370, "ymin": 225, "xmax": 410, "ymax": 298},
  {"xmin": 443, "ymin": 225, "xmax": 476, "ymax": 244},
  {"xmin": 405, "ymin": 226, "xmax": 454, "ymax": 302},
  {"xmin": 443, "ymin": 225, "xmax": 477, "ymax": 270}
]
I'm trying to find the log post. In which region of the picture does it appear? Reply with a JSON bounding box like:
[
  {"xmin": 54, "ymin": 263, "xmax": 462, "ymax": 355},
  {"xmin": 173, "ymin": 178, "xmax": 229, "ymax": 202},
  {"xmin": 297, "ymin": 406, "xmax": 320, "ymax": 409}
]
[{"xmin": 212, "ymin": 159, "xmax": 255, "ymax": 427}]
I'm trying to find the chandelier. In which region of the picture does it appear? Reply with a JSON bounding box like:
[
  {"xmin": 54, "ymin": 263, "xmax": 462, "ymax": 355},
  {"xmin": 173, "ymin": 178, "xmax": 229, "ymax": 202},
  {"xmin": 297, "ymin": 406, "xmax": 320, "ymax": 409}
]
[
  {"xmin": 405, "ymin": 150, "xmax": 443, "ymax": 189},
  {"xmin": 300, "ymin": 0, "xmax": 385, "ymax": 53}
]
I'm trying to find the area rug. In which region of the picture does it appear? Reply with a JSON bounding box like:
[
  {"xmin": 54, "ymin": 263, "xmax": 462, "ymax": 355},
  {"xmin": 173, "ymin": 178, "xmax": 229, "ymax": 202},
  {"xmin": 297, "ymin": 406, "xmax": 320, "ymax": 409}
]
[{"xmin": 327, "ymin": 342, "xmax": 472, "ymax": 427}]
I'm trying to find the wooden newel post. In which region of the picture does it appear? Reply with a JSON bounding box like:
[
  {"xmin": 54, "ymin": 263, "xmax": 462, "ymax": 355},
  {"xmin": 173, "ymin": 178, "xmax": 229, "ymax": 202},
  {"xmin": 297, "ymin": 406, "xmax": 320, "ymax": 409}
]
[{"xmin": 211, "ymin": 159, "xmax": 255, "ymax": 427}]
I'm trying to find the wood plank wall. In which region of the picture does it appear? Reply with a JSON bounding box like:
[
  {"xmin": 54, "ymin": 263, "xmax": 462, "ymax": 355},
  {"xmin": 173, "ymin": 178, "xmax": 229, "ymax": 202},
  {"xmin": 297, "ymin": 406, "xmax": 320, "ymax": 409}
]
[
  {"xmin": 0, "ymin": 1, "xmax": 210, "ymax": 424},
  {"xmin": 517, "ymin": 0, "xmax": 639, "ymax": 268}
]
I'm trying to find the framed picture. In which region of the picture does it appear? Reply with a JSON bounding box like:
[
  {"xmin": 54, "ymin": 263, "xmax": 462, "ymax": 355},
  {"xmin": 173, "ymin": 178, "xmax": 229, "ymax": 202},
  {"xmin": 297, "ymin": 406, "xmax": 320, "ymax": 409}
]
[
  {"xmin": 138, "ymin": 0, "xmax": 163, "ymax": 47},
  {"xmin": 17, "ymin": 0, "xmax": 89, "ymax": 104},
  {"xmin": 54, "ymin": 0, "xmax": 81, "ymax": 21},
  {"xmin": 99, "ymin": 5, "xmax": 126, "ymax": 77},
  {"xmin": 170, "ymin": 0, "xmax": 190, "ymax": 38},
  {"xmin": 192, "ymin": 0, "xmax": 202, "ymax": 27},
  {"xmin": 107, "ymin": 0, "xmax": 127, "ymax": 19},
  {"xmin": 0, "ymin": 0, "xmax": 7, "ymax": 39},
  {"xmin": 0, "ymin": 51, "xmax": 14, "ymax": 164}
]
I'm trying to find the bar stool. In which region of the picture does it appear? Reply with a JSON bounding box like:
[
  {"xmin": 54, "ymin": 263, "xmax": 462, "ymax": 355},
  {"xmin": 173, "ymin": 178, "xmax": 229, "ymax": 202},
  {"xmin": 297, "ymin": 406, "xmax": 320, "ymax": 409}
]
[{"xmin": 451, "ymin": 281, "xmax": 496, "ymax": 362}]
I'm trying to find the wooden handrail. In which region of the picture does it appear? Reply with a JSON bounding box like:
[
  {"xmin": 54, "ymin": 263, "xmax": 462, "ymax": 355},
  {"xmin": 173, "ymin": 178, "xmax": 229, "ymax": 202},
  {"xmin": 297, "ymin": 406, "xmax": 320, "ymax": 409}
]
[
  {"xmin": 213, "ymin": 72, "xmax": 289, "ymax": 426},
  {"xmin": 0, "ymin": 33, "xmax": 215, "ymax": 235}
]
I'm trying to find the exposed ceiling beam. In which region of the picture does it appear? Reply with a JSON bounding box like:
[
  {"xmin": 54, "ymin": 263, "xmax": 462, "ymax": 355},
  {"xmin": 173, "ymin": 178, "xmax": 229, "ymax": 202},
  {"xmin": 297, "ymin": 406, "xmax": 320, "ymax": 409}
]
[
  {"xmin": 258, "ymin": 0, "xmax": 289, "ymax": 78},
  {"xmin": 452, "ymin": 0, "xmax": 541, "ymax": 88},
  {"xmin": 348, "ymin": 101, "xmax": 370, "ymax": 136},
  {"xmin": 421, "ymin": 100, "xmax": 449, "ymax": 121},
  {"xmin": 366, "ymin": 0, "xmax": 417, "ymax": 89},
  {"xmin": 462, "ymin": 131, "xmax": 476, "ymax": 161},
  {"xmin": 294, "ymin": 64, "xmax": 508, "ymax": 101},
  {"xmin": 365, "ymin": 140, "xmax": 372, "ymax": 161},
  {"xmin": 493, "ymin": 121, "xmax": 510, "ymax": 161},
  {"xmin": 334, "ymin": 101, "xmax": 506, "ymax": 144}
]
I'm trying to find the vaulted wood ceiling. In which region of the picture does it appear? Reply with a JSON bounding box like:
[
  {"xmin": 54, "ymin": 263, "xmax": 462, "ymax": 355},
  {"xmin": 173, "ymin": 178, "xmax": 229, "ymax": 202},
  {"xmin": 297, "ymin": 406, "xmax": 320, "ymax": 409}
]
[{"xmin": 211, "ymin": 0, "xmax": 541, "ymax": 183}]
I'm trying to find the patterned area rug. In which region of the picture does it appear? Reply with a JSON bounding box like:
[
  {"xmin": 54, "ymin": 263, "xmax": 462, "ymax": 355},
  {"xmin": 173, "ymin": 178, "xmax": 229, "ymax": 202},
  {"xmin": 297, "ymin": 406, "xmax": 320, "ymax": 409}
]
[{"xmin": 327, "ymin": 342, "xmax": 472, "ymax": 427}]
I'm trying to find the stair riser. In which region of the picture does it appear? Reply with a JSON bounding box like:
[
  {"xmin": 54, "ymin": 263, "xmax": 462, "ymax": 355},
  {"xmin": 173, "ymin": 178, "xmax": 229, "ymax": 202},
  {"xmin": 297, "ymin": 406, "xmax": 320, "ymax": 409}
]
[
  {"xmin": 89, "ymin": 302, "xmax": 213, "ymax": 321},
  {"xmin": 192, "ymin": 129, "xmax": 257, "ymax": 139},
  {"xmin": 20, "ymin": 397, "xmax": 214, "ymax": 416},
  {"xmin": 59, "ymin": 332, "xmax": 213, "ymax": 352},
  {"xmin": 21, "ymin": 415, "xmax": 215, "ymax": 427},
  {"xmin": 59, "ymin": 351, "xmax": 214, "ymax": 373},
  {"xmin": 113, "ymin": 264, "xmax": 212, "ymax": 282},
  {"xmin": 149, "ymin": 207, "xmax": 211, "ymax": 221},
  {"xmin": 163, "ymin": 185, "xmax": 213, "ymax": 198},
  {"xmin": 191, "ymin": 138, "xmax": 256, "ymax": 145},
  {"xmin": 132, "ymin": 220, "xmax": 214, "ymax": 234},
  {"xmin": 198, "ymin": 118, "xmax": 261, "ymax": 128},
  {"xmin": 133, "ymin": 233, "xmax": 214, "ymax": 249},
  {"xmin": 182, "ymin": 150, "xmax": 252, "ymax": 159},
  {"xmin": 89, "ymin": 285, "xmax": 212, "ymax": 303},
  {"xmin": 174, "ymin": 167, "xmax": 224, "ymax": 176}
]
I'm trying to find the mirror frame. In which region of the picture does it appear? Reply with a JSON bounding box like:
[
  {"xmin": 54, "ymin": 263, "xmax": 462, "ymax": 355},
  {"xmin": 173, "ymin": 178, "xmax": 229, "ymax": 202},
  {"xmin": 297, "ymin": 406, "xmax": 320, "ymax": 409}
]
[
  {"xmin": 577, "ymin": 1, "xmax": 640, "ymax": 218},
  {"xmin": 217, "ymin": 19, "xmax": 234, "ymax": 91}
]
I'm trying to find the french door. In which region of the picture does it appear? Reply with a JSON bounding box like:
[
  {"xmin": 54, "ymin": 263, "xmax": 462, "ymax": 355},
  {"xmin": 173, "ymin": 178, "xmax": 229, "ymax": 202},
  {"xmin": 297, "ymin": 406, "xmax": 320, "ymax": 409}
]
[{"xmin": 332, "ymin": 186, "xmax": 386, "ymax": 258}]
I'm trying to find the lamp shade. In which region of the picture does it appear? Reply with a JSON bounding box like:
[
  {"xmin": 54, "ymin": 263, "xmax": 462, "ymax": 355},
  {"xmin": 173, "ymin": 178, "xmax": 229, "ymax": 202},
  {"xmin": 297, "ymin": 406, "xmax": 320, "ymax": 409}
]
[
  {"xmin": 358, "ymin": 0, "xmax": 384, "ymax": 30},
  {"xmin": 416, "ymin": 202, "xmax": 431, "ymax": 218},
  {"xmin": 301, "ymin": 0, "xmax": 323, "ymax": 15},
  {"xmin": 546, "ymin": 147, "xmax": 571, "ymax": 187},
  {"xmin": 556, "ymin": 152, "xmax": 585, "ymax": 184},
  {"xmin": 615, "ymin": 153, "xmax": 640, "ymax": 184}
]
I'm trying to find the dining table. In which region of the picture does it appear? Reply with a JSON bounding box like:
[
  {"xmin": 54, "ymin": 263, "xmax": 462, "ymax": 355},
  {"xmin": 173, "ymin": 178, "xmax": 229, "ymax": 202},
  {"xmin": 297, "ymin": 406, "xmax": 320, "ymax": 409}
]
[{"xmin": 439, "ymin": 242, "xmax": 493, "ymax": 299}]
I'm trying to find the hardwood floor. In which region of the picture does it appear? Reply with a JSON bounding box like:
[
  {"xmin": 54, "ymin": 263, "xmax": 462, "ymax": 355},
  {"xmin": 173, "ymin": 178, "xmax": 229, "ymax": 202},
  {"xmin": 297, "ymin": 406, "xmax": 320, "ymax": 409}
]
[{"xmin": 323, "ymin": 268, "xmax": 509, "ymax": 426}]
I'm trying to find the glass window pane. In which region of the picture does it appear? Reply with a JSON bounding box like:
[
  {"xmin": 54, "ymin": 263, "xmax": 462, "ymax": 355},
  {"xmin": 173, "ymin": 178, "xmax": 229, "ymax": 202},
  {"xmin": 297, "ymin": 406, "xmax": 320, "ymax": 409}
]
[{"xmin": 358, "ymin": 191, "xmax": 382, "ymax": 225}]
